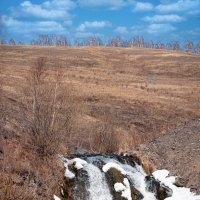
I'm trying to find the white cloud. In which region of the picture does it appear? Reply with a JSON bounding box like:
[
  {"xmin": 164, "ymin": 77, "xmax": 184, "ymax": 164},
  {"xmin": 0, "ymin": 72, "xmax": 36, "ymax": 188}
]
[
  {"xmin": 131, "ymin": 23, "xmax": 176, "ymax": 36},
  {"xmin": 131, "ymin": 25, "xmax": 143, "ymax": 35},
  {"xmin": 187, "ymin": 9, "xmax": 200, "ymax": 16},
  {"xmin": 156, "ymin": 0, "xmax": 200, "ymax": 13},
  {"xmin": 77, "ymin": 21, "xmax": 111, "ymax": 32},
  {"xmin": 114, "ymin": 26, "xmax": 128, "ymax": 34},
  {"xmin": 63, "ymin": 20, "xmax": 73, "ymax": 26},
  {"xmin": 78, "ymin": 0, "xmax": 128, "ymax": 10},
  {"xmin": 75, "ymin": 31, "xmax": 103, "ymax": 38},
  {"xmin": 134, "ymin": 2, "xmax": 154, "ymax": 11},
  {"xmin": 42, "ymin": 0, "xmax": 76, "ymax": 10},
  {"xmin": 187, "ymin": 28, "xmax": 200, "ymax": 36},
  {"xmin": 75, "ymin": 21, "xmax": 110, "ymax": 39},
  {"xmin": 147, "ymin": 23, "xmax": 176, "ymax": 34},
  {"xmin": 143, "ymin": 14, "xmax": 184, "ymax": 22},
  {"xmin": 75, "ymin": 31, "xmax": 93, "ymax": 38},
  {"xmin": 2, "ymin": 16, "xmax": 66, "ymax": 34},
  {"xmin": 15, "ymin": 0, "xmax": 75, "ymax": 19}
]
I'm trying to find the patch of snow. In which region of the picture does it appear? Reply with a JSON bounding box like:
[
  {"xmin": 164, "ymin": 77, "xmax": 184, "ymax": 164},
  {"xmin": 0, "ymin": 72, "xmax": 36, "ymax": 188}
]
[
  {"xmin": 61, "ymin": 188, "xmax": 64, "ymax": 196},
  {"xmin": 153, "ymin": 170, "xmax": 200, "ymax": 200},
  {"xmin": 53, "ymin": 195, "xmax": 61, "ymax": 200},
  {"xmin": 62, "ymin": 157, "xmax": 88, "ymax": 179},
  {"xmin": 64, "ymin": 163, "xmax": 75, "ymax": 179},
  {"xmin": 64, "ymin": 168, "xmax": 75, "ymax": 179},
  {"xmin": 103, "ymin": 162, "xmax": 127, "ymax": 175},
  {"xmin": 72, "ymin": 158, "xmax": 87, "ymax": 170},
  {"xmin": 114, "ymin": 178, "xmax": 132, "ymax": 200}
]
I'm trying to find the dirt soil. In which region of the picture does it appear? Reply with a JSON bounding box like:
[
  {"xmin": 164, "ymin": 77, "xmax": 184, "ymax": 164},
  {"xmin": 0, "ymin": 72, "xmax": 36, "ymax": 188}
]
[{"xmin": 134, "ymin": 118, "xmax": 200, "ymax": 194}]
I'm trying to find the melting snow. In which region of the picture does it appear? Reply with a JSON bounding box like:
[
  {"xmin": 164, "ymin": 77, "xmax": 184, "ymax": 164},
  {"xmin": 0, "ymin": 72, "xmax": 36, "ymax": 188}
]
[
  {"xmin": 153, "ymin": 170, "xmax": 200, "ymax": 200},
  {"xmin": 53, "ymin": 195, "xmax": 61, "ymax": 200},
  {"xmin": 103, "ymin": 162, "xmax": 127, "ymax": 175},
  {"xmin": 71, "ymin": 158, "xmax": 87, "ymax": 170},
  {"xmin": 63, "ymin": 158, "xmax": 87, "ymax": 179},
  {"xmin": 114, "ymin": 178, "xmax": 132, "ymax": 200},
  {"xmin": 64, "ymin": 163, "xmax": 75, "ymax": 179}
]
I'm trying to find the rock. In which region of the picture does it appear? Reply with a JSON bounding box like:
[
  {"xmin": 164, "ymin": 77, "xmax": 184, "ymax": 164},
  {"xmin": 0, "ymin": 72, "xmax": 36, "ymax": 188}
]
[
  {"xmin": 63, "ymin": 168, "xmax": 89, "ymax": 200},
  {"xmin": 106, "ymin": 167, "xmax": 126, "ymax": 200},
  {"xmin": 106, "ymin": 167, "xmax": 143, "ymax": 200},
  {"xmin": 145, "ymin": 176, "xmax": 172, "ymax": 200},
  {"xmin": 174, "ymin": 177, "xmax": 185, "ymax": 187}
]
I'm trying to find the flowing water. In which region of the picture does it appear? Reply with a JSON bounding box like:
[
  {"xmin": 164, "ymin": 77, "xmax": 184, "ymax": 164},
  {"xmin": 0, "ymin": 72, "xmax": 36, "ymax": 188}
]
[
  {"xmin": 58, "ymin": 154, "xmax": 200, "ymax": 200},
  {"xmin": 84, "ymin": 163, "xmax": 113, "ymax": 200}
]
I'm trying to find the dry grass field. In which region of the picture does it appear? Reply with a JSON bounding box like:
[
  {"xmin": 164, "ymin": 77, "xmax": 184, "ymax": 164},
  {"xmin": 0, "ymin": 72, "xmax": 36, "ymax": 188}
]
[
  {"xmin": 0, "ymin": 45, "xmax": 200, "ymax": 198},
  {"xmin": 1, "ymin": 45, "xmax": 199, "ymax": 143}
]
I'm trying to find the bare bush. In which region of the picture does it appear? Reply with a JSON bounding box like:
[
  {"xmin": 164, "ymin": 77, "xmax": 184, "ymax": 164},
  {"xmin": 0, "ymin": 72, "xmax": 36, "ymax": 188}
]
[
  {"xmin": 90, "ymin": 114, "xmax": 120, "ymax": 153},
  {"xmin": 21, "ymin": 57, "xmax": 76, "ymax": 157}
]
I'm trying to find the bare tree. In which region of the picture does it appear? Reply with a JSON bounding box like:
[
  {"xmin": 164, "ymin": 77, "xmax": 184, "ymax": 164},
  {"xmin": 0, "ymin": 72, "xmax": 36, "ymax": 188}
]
[
  {"xmin": 185, "ymin": 40, "xmax": 193, "ymax": 53},
  {"xmin": 30, "ymin": 35, "xmax": 70, "ymax": 46},
  {"xmin": 128, "ymin": 36, "xmax": 148, "ymax": 48},
  {"xmin": 108, "ymin": 36, "xmax": 124, "ymax": 47},
  {"xmin": 86, "ymin": 36, "xmax": 104, "ymax": 46},
  {"xmin": 0, "ymin": 38, "xmax": 4, "ymax": 45},
  {"xmin": 166, "ymin": 42, "xmax": 172, "ymax": 50},
  {"xmin": 21, "ymin": 57, "xmax": 76, "ymax": 157},
  {"xmin": 8, "ymin": 38, "xmax": 16, "ymax": 46},
  {"xmin": 27, "ymin": 34, "xmax": 200, "ymax": 54},
  {"xmin": 18, "ymin": 41, "xmax": 24, "ymax": 46},
  {"xmin": 195, "ymin": 42, "xmax": 200, "ymax": 54},
  {"xmin": 74, "ymin": 39, "xmax": 85, "ymax": 46},
  {"xmin": 172, "ymin": 41, "xmax": 180, "ymax": 51},
  {"xmin": 0, "ymin": 14, "xmax": 4, "ymax": 41}
]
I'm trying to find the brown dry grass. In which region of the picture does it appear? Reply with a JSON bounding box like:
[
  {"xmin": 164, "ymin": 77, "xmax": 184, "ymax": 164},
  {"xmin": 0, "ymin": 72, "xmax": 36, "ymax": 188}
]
[
  {"xmin": 0, "ymin": 140, "xmax": 64, "ymax": 199},
  {"xmin": 0, "ymin": 45, "xmax": 199, "ymax": 145}
]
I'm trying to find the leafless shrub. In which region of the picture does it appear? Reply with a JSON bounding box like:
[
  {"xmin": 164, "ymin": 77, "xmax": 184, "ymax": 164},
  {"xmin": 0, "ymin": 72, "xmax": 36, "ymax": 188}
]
[
  {"xmin": 90, "ymin": 114, "xmax": 120, "ymax": 153},
  {"xmin": 21, "ymin": 57, "xmax": 77, "ymax": 157}
]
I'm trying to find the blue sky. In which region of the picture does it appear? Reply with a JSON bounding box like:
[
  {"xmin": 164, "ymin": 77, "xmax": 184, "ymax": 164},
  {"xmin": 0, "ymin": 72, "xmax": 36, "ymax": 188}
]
[{"xmin": 1, "ymin": 0, "xmax": 200, "ymax": 43}]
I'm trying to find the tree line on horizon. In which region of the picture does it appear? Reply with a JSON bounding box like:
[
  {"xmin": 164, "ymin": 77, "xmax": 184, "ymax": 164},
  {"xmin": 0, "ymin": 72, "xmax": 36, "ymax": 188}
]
[{"xmin": 0, "ymin": 35, "xmax": 200, "ymax": 54}]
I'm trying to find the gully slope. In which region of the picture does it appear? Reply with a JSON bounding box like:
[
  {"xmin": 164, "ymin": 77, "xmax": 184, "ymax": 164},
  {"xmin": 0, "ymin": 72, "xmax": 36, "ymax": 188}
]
[{"xmin": 135, "ymin": 118, "xmax": 200, "ymax": 194}]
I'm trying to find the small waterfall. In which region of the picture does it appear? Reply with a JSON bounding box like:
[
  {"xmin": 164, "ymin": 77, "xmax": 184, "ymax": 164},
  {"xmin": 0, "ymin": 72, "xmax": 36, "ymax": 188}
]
[
  {"xmin": 58, "ymin": 154, "xmax": 200, "ymax": 200},
  {"xmin": 121, "ymin": 163, "xmax": 157, "ymax": 200},
  {"xmin": 84, "ymin": 163, "xmax": 113, "ymax": 200}
]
